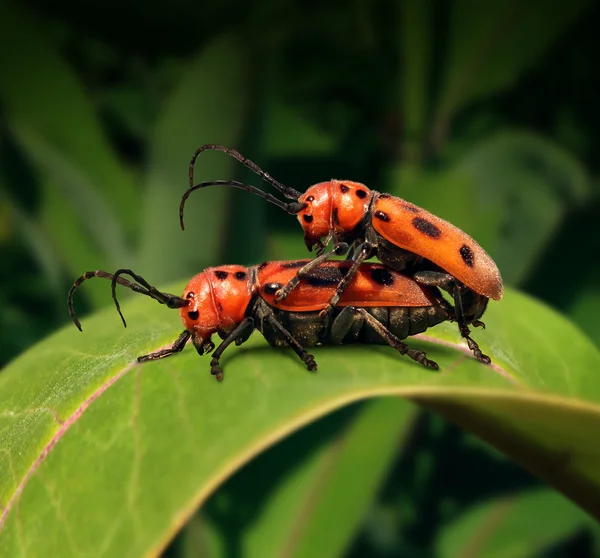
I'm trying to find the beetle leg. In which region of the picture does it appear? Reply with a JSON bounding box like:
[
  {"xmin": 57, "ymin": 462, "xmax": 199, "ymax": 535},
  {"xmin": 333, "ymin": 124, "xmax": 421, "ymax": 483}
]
[
  {"xmin": 137, "ymin": 330, "xmax": 191, "ymax": 362},
  {"xmin": 274, "ymin": 242, "xmax": 349, "ymax": 302},
  {"xmin": 209, "ymin": 317, "xmax": 255, "ymax": 381},
  {"xmin": 256, "ymin": 304, "xmax": 317, "ymax": 372},
  {"xmin": 329, "ymin": 306, "xmax": 362, "ymax": 343},
  {"xmin": 354, "ymin": 308, "xmax": 438, "ymax": 369},
  {"xmin": 413, "ymin": 271, "xmax": 491, "ymax": 364},
  {"xmin": 318, "ymin": 242, "xmax": 374, "ymax": 319},
  {"xmin": 411, "ymin": 270, "xmax": 455, "ymax": 290}
]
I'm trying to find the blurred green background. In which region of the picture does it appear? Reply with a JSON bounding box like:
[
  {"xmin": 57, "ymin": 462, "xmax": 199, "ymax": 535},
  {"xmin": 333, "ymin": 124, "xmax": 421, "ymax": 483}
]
[{"xmin": 1, "ymin": 0, "xmax": 600, "ymax": 555}]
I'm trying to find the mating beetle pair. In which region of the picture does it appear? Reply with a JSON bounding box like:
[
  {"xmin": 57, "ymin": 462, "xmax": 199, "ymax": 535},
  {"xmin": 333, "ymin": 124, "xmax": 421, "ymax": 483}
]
[
  {"xmin": 69, "ymin": 261, "xmax": 452, "ymax": 380},
  {"xmin": 70, "ymin": 145, "xmax": 502, "ymax": 379}
]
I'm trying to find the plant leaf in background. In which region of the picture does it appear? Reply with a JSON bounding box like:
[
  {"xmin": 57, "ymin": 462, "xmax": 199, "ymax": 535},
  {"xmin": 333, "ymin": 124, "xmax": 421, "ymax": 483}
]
[
  {"xmin": 201, "ymin": 399, "xmax": 416, "ymax": 558},
  {"xmin": 436, "ymin": 488, "xmax": 593, "ymax": 558},
  {"xmin": 387, "ymin": 130, "xmax": 589, "ymax": 289},
  {"xmin": 0, "ymin": 282, "xmax": 599, "ymax": 556},
  {"xmin": 138, "ymin": 34, "xmax": 250, "ymax": 282},
  {"xmin": 457, "ymin": 131, "xmax": 589, "ymax": 285},
  {"xmin": 0, "ymin": 1, "xmax": 137, "ymax": 274},
  {"xmin": 398, "ymin": 0, "xmax": 432, "ymax": 163},
  {"xmin": 431, "ymin": 0, "xmax": 592, "ymax": 147}
]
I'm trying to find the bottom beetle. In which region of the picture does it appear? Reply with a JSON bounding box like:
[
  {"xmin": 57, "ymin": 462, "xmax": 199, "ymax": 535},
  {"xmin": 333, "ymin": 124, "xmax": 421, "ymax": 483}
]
[{"xmin": 68, "ymin": 260, "xmax": 457, "ymax": 381}]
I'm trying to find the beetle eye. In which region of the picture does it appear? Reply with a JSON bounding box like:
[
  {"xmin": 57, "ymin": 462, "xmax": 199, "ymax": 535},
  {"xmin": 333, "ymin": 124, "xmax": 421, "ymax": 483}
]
[
  {"xmin": 187, "ymin": 310, "xmax": 199, "ymax": 320},
  {"xmin": 306, "ymin": 195, "xmax": 315, "ymax": 202},
  {"xmin": 186, "ymin": 292, "xmax": 194, "ymax": 299}
]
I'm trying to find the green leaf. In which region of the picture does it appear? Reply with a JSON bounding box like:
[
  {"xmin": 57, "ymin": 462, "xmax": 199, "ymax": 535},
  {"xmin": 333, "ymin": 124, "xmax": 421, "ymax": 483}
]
[
  {"xmin": 1, "ymin": 285, "xmax": 599, "ymax": 556},
  {"xmin": 0, "ymin": 0, "xmax": 138, "ymax": 252},
  {"xmin": 137, "ymin": 34, "xmax": 250, "ymax": 282},
  {"xmin": 436, "ymin": 488, "xmax": 595, "ymax": 558},
  {"xmin": 432, "ymin": 0, "xmax": 592, "ymax": 145},
  {"xmin": 203, "ymin": 399, "xmax": 416, "ymax": 558}
]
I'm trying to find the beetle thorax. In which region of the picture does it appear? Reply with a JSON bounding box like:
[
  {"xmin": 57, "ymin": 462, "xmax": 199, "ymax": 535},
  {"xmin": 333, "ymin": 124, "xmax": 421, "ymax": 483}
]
[{"xmin": 297, "ymin": 181, "xmax": 372, "ymax": 249}]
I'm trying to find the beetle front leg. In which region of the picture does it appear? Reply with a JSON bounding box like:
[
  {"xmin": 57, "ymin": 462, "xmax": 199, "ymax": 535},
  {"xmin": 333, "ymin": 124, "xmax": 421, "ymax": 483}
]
[
  {"xmin": 138, "ymin": 330, "xmax": 191, "ymax": 362},
  {"xmin": 208, "ymin": 317, "xmax": 255, "ymax": 381},
  {"xmin": 319, "ymin": 242, "xmax": 374, "ymax": 319},
  {"xmin": 274, "ymin": 242, "xmax": 349, "ymax": 302}
]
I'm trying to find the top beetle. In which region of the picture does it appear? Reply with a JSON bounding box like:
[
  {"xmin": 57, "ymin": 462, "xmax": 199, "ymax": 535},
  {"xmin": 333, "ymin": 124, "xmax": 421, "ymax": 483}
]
[{"xmin": 180, "ymin": 145, "xmax": 503, "ymax": 364}]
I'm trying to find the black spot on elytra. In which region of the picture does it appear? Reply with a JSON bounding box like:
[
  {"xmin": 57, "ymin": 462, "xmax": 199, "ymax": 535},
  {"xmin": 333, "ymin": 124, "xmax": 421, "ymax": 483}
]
[
  {"xmin": 356, "ymin": 189, "xmax": 367, "ymax": 199},
  {"xmin": 379, "ymin": 193, "xmax": 391, "ymax": 199},
  {"xmin": 374, "ymin": 210, "xmax": 391, "ymax": 222},
  {"xmin": 370, "ymin": 267, "xmax": 395, "ymax": 286},
  {"xmin": 340, "ymin": 184, "xmax": 350, "ymax": 193},
  {"xmin": 412, "ymin": 217, "xmax": 441, "ymax": 238},
  {"xmin": 257, "ymin": 261, "xmax": 268, "ymax": 271},
  {"xmin": 332, "ymin": 206, "xmax": 339, "ymax": 225},
  {"xmin": 187, "ymin": 310, "xmax": 199, "ymax": 320},
  {"xmin": 306, "ymin": 266, "xmax": 344, "ymax": 287},
  {"xmin": 460, "ymin": 244, "xmax": 475, "ymax": 267},
  {"xmin": 306, "ymin": 195, "xmax": 315, "ymax": 202},
  {"xmin": 234, "ymin": 271, "xmax": 247, "ymax": 280},
  {"xmin": 214, "ymin": 270, "xmax": 229, "ymax": 280},
  {"xmin": 263, "ymin": 282, "xmax": 282, "ymax": 295},
  {"xmin": 217, "ymin": 301, "xmax": 223, "ymax": 312},
  {"xmin": 402, "ymin": 203, "xmax": 420, "ymax": 213},
  {"xmin": 303, "ymin": 214, "xmax": 313, "ymax": 223},
  {"xmin": 282, "ymin": 261, "xmax": 307, "ymax": 269}
]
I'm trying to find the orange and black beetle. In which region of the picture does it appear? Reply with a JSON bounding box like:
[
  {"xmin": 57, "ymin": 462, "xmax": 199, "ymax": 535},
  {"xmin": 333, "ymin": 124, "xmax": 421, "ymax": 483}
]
[
  {"xmin": 181, "ymin": 145, "xmax": 503, "ymax": 364},
  {"xmin": 68, "ymin": 260, "xmax": 455, "ymax": 380}
]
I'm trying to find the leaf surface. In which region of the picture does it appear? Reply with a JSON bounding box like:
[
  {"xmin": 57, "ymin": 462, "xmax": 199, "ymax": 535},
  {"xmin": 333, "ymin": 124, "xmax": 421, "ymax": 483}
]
[{"xmin": 0, "ymin": 286, "xmax": 599, "ymax": 556}]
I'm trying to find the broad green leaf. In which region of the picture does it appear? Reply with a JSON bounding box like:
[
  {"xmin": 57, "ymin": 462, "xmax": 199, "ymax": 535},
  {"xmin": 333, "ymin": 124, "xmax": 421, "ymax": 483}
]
[
  {"xmin": 138, "ymin": 34, "xmax": 250, "ymax": 282},
  {"xmin": 431, "ymin": 0, "xmax": 592, "ymax": 145},
  {"xmin": 0, "ymin": 1, "xmax": 138, "ymax": 250},
  {"xmin": 1, "ymin": 285, "xmax": 599, "ymax": 556},
  {"xmin": 436, "ymin": 488, "xmax": 595, "ymax": 558},
  {"xmin": 203, "ymin": 399, "xmax": 416, "ymax": 558}
]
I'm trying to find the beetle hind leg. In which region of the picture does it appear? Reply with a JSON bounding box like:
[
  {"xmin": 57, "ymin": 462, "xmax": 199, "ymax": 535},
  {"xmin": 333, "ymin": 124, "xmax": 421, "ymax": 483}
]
[
  {"xmin": 355, "ymin": 308, "xmax": 439, "ymax": 370},
  {"xmin": 412, "ymin": 271, "xmax": 491, "ymax": 364}
]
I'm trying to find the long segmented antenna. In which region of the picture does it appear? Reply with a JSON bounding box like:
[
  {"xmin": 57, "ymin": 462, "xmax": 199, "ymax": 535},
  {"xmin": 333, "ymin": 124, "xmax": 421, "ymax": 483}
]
[
  {"xmin": 110, "ymin": 269, "xmax": 188, "ymax": 326},
  {"xmin": 68, "ymin": 269, "xmax": 188, "ymax": 331},
  {"xmin": 189, "ymin": 144, "xmax": 302, "ymax": 200},
  {"xmin": 179, "ymin": 180, "xmax": 306, "ymax": 230}
]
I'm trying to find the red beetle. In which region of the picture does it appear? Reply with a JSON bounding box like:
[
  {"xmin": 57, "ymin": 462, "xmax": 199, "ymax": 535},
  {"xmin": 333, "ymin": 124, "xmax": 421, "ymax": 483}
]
[
  {"xmin": 68, "ymin": 260, "xmax": 456, "ymax": 381},
  {"xmin": 181, "ymin": 145, "xmax": 502, "ymax": 364}
]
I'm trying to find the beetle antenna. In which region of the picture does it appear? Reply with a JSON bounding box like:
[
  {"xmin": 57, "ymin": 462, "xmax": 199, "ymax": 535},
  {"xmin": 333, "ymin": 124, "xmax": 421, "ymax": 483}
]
[
  {"xmin": 179, "ymin": 180, "xmax": 306, "ymax": 230},
  {"xmin": 189, "ymin": 144, "xmax": 302, "ymax": 200},
  {"xmin": 68, "ymin": 270, "xmax": 188, "ymax": 331},
  {"xmin": 110, "ymin": 269, "xmax": 188, "ymax": 326}
]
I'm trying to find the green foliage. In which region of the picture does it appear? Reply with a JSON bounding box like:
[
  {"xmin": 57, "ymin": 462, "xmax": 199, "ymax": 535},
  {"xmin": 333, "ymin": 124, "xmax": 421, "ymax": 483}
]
[
  {"xmin": 1, "ymin": 0, "xmax": 600, "ymax": 555},
  {"xmin": 1, "ymin": 285, "xmax": 599, "ymax": 556}
]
